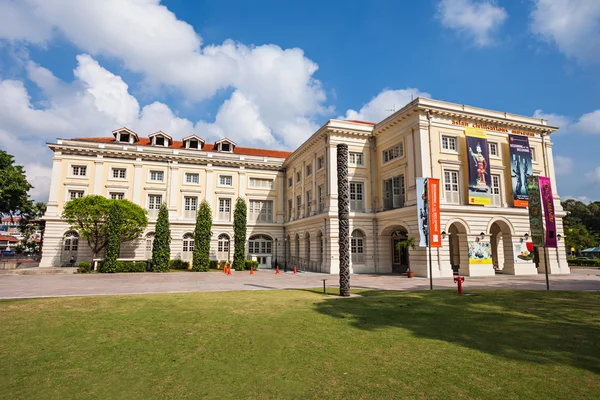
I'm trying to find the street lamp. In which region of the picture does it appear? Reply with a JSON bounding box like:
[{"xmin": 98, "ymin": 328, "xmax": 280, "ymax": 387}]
[{"xmin": 441, "ymin": 231, "xmax": 447, "ymax": 240}]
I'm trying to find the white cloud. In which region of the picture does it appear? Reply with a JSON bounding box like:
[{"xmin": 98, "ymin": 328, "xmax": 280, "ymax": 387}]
[
  {"xmin": 554, "ymin": 156, "xmax": 573, "ymax": 175},
  {"xmin": 531, "ymin": 0, "xmax": 600, "ymax": 64},
  {"xmin": 573, "ymin": 109, "xmax": 600, "ymax": 134},
  {"xmin": 532, "ymin": 109, "xmax": 571, "ymax": 131},
  {"xmin": 436, "ymin": 0, "xmax": 508, "ymax": 47},
  {"xmin": 342, "ymin": 88, "xmax": 431, "ymax": 123},
  {"xmin": 585, "ymin": 167, "xmax": 600, "ymax": 183},
  {"xmin": 562, "ymin": 194, "xmax": 592, "ymax": 203}
]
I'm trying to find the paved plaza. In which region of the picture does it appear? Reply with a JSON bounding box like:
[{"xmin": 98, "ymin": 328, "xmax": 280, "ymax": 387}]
[{"xmin": 0, "ymin": 268, "xmax": 599, "ymax": 299}]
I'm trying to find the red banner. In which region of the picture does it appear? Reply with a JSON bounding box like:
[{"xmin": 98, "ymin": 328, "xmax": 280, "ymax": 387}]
[{"xmin": 428, "ymin": 178, "xmax": 442, "ymax": 247}]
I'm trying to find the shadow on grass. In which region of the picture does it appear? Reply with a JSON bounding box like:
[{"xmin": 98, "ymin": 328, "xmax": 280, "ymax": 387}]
[{"xmin": 312, "ymin": 289, "xmax": 600, "ymax": 374}]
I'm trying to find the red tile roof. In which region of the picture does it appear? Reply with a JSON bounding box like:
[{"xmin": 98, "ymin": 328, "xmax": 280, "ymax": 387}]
[
  {"xmin": 72, "ymin": 137, "xmax": 293, "ymax": 159},
  {"xmin": 0, "ymin": 235, "xmax": 18, "ymax": 242},
  {"xmin": 1, "ymin": 216, "xmax": 21, "ymax": 223}
]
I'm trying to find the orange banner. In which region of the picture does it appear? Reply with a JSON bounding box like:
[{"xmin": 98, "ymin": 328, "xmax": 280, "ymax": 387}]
[{"xmin": 428, "ymin": 178, "xmax": 442, "ymax": 247}]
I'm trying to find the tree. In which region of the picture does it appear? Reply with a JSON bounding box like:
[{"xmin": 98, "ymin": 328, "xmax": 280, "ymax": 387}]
[
  {"xmin": 62, "ymin": 196, "xmax": 148, "ymax": 261},
  {"xmin": 193, "ymin": 200, "xmax": 212, "ymax": 272},
  {"xmin": 102, "ymin": 201, "xmax": 123, "ymax": 273},
  {"xmin": 396, "ymin": 236, "xmax": 416, "ymax": 272},
  {"xmin": 565, "ymin": 225, "xmax": 597, "ymax": 255},
  {"xmin": 18, "ymin": 201, "xmax": 46, "ymax": 256},
  {"xmin": 152, "ymin": 203, "xmax": 171, "ymax": 272},
  {"xmin": 561, "ymin": 199, "xmax": 599, "ymax": 253},
  {"xmin": 233, "ymin": 198, "xmax": 247, "ymax": 271},
  {"xmin": 0, "ymin": 150, "xmax": 33, "ymax": 218}
]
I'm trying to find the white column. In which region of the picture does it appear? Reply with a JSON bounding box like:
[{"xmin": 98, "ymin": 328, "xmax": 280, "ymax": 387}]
[
  {"xmin": 93, "ymin": 155, "xmax": 104, "ymax": 195},
  {"xmin": 168, "ymin": 161, "xmax": 179, "ymax": 218},
  {"xmin": 292, "ymin": 167, "xmax": 297, "ymax": 220},
  {"xmin": 46, "ymin": 153, "xmax": 63, "ymax": 217},
  {"xmin": 277, "ymin": 171, "xmax": 284, "ymax": 224},
  {"xmin": 205, "ymin": 165, "xmax": 213, "ymax": 208},
  {"xmin": 328, "ymin": 145, "xmax": 338, "ymax": 214},
  {"xmin": 239, "ymin": 167, "xmax": 246, "ymax": 198},
  {"xmin": 301, "ymin": 161, "xmax": 305, "ymax": 217},
  {"xmin": 312, "ymin": 154, "xmax": 317, "ymax": 215},
  {"xmin": 132, "ymin": 158, "xmax": 143, "ymax": 205}
]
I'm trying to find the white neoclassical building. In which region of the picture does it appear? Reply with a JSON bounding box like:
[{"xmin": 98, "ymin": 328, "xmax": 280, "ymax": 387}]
[{"xmin": 40, "ymin": 98, "xmax": 570, "ymax": 277}]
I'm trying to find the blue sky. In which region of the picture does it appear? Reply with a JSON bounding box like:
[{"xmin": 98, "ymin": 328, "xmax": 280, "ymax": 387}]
[{"xmin": 0, "ymin": 0, "xmax": 598, "ymax": 202}]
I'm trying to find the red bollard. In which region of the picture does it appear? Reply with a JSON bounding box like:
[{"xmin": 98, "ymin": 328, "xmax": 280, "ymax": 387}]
[
  {"xmin": 275, "ymin": 266, "xmax": 280, "ymax": 274},
  {"xmin": 454, "ymin": 276, "xmax": 464, "ymax": 295},
  {"xmin": 293, "ymin": 266, "xmax": 297, "ymax": 275}
]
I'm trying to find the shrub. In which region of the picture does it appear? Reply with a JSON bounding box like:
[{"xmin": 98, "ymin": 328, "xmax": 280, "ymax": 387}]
[
  {"xmin": 113, "ymin": 260, "xmax": 147, "ymax": 273},
  {"xmin": 244, "ymin": 260, "xmax": 259, "ymax": 271},
  {"xmin": 233, "ymin": 198, "xmax": 247, "ymax": 271},
  {"xmin": 152, "ymin": 203, "xmax": 171, "ymax": 272},
  {"xmin": 193, "ymin": 200, "xmax": 212, "ymax": 272},
  {"xmin": 103, "ymin": 201, "xmax": 123, "ymax": 273},
  {"xmin": 170, "ymin": 259, "xmax": 190, "ymax": 270},
  {"xmin": 210, "ymin": 260, "xmax": 218, "ymax": 270},
  {"xmin": 218, "ymin": 260, "xmax": 226, "ymax": 270},
  {"xmin": 77, "ymin": 261, "xmax": 91, "ymax": 273}
]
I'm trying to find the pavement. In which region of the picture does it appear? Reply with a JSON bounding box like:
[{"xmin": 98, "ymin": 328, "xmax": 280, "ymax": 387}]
[{"xmin": 1, "ymin": 268, "xmax": 599, "ymax": 299}]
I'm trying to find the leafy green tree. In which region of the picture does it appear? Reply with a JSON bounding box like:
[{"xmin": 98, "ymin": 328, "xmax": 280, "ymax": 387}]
[
  {"xmin": 565, "ymin": 225, "xmax": 597, "ymax": 254},
  {"xmin": 233, "ymin": 198, "xmax": 247, "ymax": 271},
  {"xmin": 62, "ymin": 196, "xmax": 148, "ymax": 261},
  {"xmin": 193, "ymin": 200, "xmax": 212, "ymax": 272},
  {"xmin": 102, "ymin": 201, "xmax": 123, "ymax": 273},
  {"xmin": 18, "ymin": 201, "xmax": 46, "ymax": 256},
  {"xmin": 152, "ymin": 203, "xmax": 171, "ymax": 272},
  {"xmin": 0, "ymin": 150, "xmax": 33, "ymax": 217}
]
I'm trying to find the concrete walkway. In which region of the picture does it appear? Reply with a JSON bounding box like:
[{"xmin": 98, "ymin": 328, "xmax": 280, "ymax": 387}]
[{"xmin": 1, "ymin": 268, "xmax": 599, "ymax": 299}]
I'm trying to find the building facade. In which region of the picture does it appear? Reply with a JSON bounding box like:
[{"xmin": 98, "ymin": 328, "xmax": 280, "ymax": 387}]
[{"xmin": 40, "ymin": 98, "xmax": 570, "ymax": 277}]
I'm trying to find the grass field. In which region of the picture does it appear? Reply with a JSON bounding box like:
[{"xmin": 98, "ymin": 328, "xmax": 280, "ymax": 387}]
[{"xmin": 1, "ymin": 289, "xmax": 599, "ymax": 399}]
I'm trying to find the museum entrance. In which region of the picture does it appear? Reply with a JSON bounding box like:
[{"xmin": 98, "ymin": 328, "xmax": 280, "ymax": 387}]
[{"xmin": 391, "ymin": 230, "xmax": 409, "ymax": 273}]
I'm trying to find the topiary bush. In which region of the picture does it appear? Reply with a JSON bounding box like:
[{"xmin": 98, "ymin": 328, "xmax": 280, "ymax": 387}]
[
  {"xmin": 152, "ymin": 203, "xmax": 171, "ymax": 272},
  {"xmin": 233, "ymin": 198, "xmax": 247, "ymax": 271},
  {"xmin": 77, "ymin": 261, "xmax": 91, "ymax": 273},
  {"xmin": 103, "ymin": 201, "xmax": 123, "ymax": 273},
  {"xmin": 193, "ymin": 200, "xmax": 212, "ymax": 272},
  {"xmin": 244, "ymin": 260, "xmax": 259, "ymax": 271}
]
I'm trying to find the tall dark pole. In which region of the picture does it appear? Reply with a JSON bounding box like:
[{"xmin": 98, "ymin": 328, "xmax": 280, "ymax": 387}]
[
  {"xmin": 543, "ymin": 247, "xmax": 550, "ymax": 290},
  {"xmin": 428, "ymin": 241, "xmax": 433, "ymax": 290},
  {"xmin": 337, "ymin": 144, "xmax": 350, "ymax": 297}
]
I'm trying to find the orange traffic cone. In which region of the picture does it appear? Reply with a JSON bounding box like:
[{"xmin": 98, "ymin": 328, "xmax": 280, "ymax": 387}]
[
  {"xmin": 293, "ymin": 265, "xmax": 297, "ymax": 274},
  {"xmin": 275, "ymin": 266, "xmax": 280, "ymax": 274},
  {"xmin": 250, "ymin": 268, "xmax": 254, "ymax": 275},
  {"xmin": 227, "ymin": 267, "xmax": 232, "ymax": 275},
  {"xmin": 223, "ymin": 266, "xmax": 228, "ymax": 274}
]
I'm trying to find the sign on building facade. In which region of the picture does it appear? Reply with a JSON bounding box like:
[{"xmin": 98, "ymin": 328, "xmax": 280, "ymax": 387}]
[
  {"xmin": 508, "ymin": 134, "xmax": 532, "ymax": 207},
  {"xmin": 465, "ymin": 127, "xmax": 492, "ymax": 205}
]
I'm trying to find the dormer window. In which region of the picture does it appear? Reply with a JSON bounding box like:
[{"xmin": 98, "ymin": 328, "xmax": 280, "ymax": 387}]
[
  {"xmin": 214, "ymin": 138, "xmax": 237, "ymax": 153},
  {"xmin": 112, "ymin": 127, "xmax": 139, "ymax": 144},
  {"xmin": 182, "ymin": 135, "xmax": 205, "ymax": 150},
  {"xmin": 149, "ymin": 131, "xmax": 172, "ymax": 147}
]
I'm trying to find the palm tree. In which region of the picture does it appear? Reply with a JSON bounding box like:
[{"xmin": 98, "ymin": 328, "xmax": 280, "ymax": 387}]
[{"xmin": 396, "ymin": 236, "xmax": 416, "ymax": 274}]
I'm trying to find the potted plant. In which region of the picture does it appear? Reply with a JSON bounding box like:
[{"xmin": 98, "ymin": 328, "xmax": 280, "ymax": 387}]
[{"xmin": 396, "ymin": 237, "xmax": 416, "ymax": 278}]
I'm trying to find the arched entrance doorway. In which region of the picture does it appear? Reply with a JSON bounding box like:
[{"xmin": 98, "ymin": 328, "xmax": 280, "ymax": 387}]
[
  {"xmin": 294, "ymin": 233, "xmax": 300, "ymax": 264},
  {"xmin": 488, "ymin": 219, "xmax": 516, "ymax": 274},
  {"xmin": 304, "ymin": 232, "xmax": 311, "ymax": 271},
  {"xmin": 62, "ymin": 231, "xmax": 79, "ymax": 266},
  {"xmin": 391, "ymin": 229, "xmax": 409, "ymax": 273},
  {"xmin": 447, "ymin": 222, "xmax": 468, "ymax": 275},
  {"xmin": 217, "ymin": 234, "xmax": 230, "ymax": 261},
  {"xmin": 144, "ymin": 232, "xmax": 154, "ymax": 259},
  {"xmin": 317, "ymin": 230, "xmax": 324, "ymax": 272},
  {"xmin": 248, "ymin": 234, "xmax": 273, "ymax": 268}
]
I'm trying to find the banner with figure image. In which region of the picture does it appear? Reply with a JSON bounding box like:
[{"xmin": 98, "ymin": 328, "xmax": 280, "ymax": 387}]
[
  {"xmin": 539, "ymin": 176, "xmax": 557, "ymax": 248},
  {"xmin": 465, "ymin": 127, "xmax": 492, "ymax": 205},
  {"xmin": 417, "ymin": 178, "xmax": 428, "ymax": 247},
  {"xmin": 527, "ymin": 175, "xmax": 544, "ymax": 247},
  {"xmin": 508, "ymin": 134, "xmax": 532, "ymax": 207}
]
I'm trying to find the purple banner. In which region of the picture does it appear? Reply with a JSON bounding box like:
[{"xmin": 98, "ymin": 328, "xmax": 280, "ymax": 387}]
[{"xmin": 539, "ymin": 177, "xmax": 557, "ymax": 248}]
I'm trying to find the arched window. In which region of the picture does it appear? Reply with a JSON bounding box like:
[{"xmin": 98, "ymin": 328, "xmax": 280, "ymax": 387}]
[
  {"xmin": 182, "ymin": 233, "xmax": 194, "ymax": 260},
  {"xmin": 295, "ymin": 234, "xmax": 300, "ymax": 261},
  {"xmin": 305, "ymin": 232, "xmax": 311, "ymax": 261},
  {"xmin": 62, "ymin": 231, "xmax": 79, "ymax": 264},
  {"xmin": 145, "ymin": 232, "xmax": 155, "ymax": 259},
  {"xmin": 351, "ymin": 230, "xmax": 365, "ymax": 264},
  {"xmin": 217, "ymin": 234, "xmax": 230, "ymax": 261},
  {"xmin": 317, "ymin": 231, "xmax": 324, "ymax": 266},
  {"xmin": 248, "ymin": 235, "xmax": 272, "ymax": 254}
]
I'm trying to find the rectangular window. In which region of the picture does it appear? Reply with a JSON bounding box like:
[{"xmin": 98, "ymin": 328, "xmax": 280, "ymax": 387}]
[
  {"xmin": 382, "ymin": 144, "xmax": 404, "ymax": 163},
  {"xmin": 288, "ymin": 199, "xmax": 293, "ymax": 221},
  {"xmin": 442, "ymin": 136, "xmax": 457, "ymax": 152},
  {"xmin": 184, "ymin": 196, "xmax": 198, "ymax": 218},
  {"xmin": 392, "ymin": 175, "xmax": 405, "ymax": 208},
  {"xmin": 150, "ymin": 171, "xmax": 164, "ymax": 182},
  {"xmin": 71, "ymin": 165, "xmax": 87, "ymax": 176},
  {"xmin": 530, "ymin": 147, "xmax": 537, "ymax": 162},
  {"xmin": 444, "ymin": 170, "xmax": 460, "ymax": 204},
  {"xmin": 296, "ymin": 195, "xmax": 302, "ymax": 218},
  {"xmin": 110, "ymin": 192, "xmax": 124, "ymax": 200},
  {"xmin": 69, "ymin": 190, "xmax": 84, "ymax": 200},
  {"xmin": 155, "ymin": 136, "xmax": 165, "ymax": 146},
  {"xmin": 185, "ymin": 173, "xmax": 199, "ymax": 184},
  {"xmin": 112, "ymin": 168, "xmax": 126, "ymax": 179},
  {"xmin": 249, "ymin": 178, "xmax": 274, "ymax": 189},
  {"xmin": 317, "ymin": 156, "xmax": 324, "ymax": 170},
  {"xmin": 489, "ymin": 142, "xmax": 498, "ymax": 157},
  {"xmin": 221, "ymin": 143, "xmax": 231, "ymax": 152},
  {"xmin": 491, "ymin": 174, "xmax": 501, "ymax": 207},
  {"xmin": 296, "ymin": 171, "xmax": 301, "ymax": 183},
  {"xmin": 249, "ymin": 200, "xmax": 273, "ymax": 222},
  {"xmin": 148, "ymin": 194, "xmax": 162, "ymax": 216},
  {"xmin": 306, "ymin": 165, "xmax": 312, "ymax": 177},
  {"xmin": 318, "ymin": 185, "xmax": 324, "ymax": 213},
  {"xmin": 349, "ymin": 152, "xmax": 364, "ymax": 166},
  {"xmin": 218, "ymin": 198, "xmax": 231, "ymax": 220},
  {"xmin": 288, "ymin": 177, "xmax": 293, "ymax": 188},
  {"xmin": 349, "ymin": 182, "xmax": 364, "ymax": 212},
  {"xmin": 306, "ymin": 190, "xmax": 312, "ymax": 215},
  {"xmin": 219, "ymin": 175, "xmax": 233, "ymax": 186}
]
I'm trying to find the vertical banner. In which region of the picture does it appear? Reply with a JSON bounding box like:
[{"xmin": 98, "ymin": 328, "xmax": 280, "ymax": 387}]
[
  {"xmin": 428, "ymin": 178, "xmax": 442, "ymax": 247},
  {"xmin": 526, "ymin": 176, "xmax": 545, "ymax": 247},
  {"xmin": 539, "ymin": 177, "xmax": 557, "ymax": 248},
  {"xmin": 465, "ymin": 127, "xmax": 492, "ymax": 205},
  {"xmin": 416, "ymin": 178, "xmax": 428, "ymax": 247},
  {"xmin": 508, "ymin": 134, "xmax": 532, "ymax": 207}
]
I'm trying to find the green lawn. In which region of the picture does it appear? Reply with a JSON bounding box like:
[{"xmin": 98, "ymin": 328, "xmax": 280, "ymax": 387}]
[{"xmin": 1, "ymin": 290, "xmax": 599, "ymax": 399}]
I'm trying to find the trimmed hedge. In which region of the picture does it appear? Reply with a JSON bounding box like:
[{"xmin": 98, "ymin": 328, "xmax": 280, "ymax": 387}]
[
  {"xmin": 210, "ymin": 260, "xmax": 218, "ymax": 270},
  {"xmin": 244, "ymin": 260, "xmax": 259, "ymax": 271},
  {"xmin": 170, "ymin": 259, "xmax": 190, "ymax": 270},
  {"xmin": 77, "ymin": 261, "xmax": 91, "ymax": 273},
  {"xmin": 97, "ymin": 260, "xmax": 147, "ymax": 273},
  {"xmin": 567, "ymin": 258, "xmax": 600, "ymax": 267}
]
